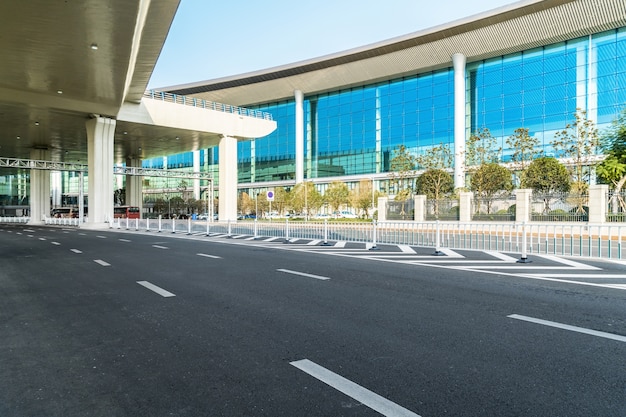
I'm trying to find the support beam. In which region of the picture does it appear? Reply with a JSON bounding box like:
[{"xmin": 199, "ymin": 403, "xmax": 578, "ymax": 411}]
[
  {"xmin": 218, "ymin": 135, "xmax": 238, "ymax": 222},
  {"xmin": 126, "ymin": 157, "xmax": 143, "ymax": 213},
  {"xmin": 452, "ymin": 53, "xmax": 467, "ymax": 189},
  {"xmin": 28, "ymin": 149, "xmax": 50, "ymax": 224},
  {"xmin": 295, "ymin": 89, "xmax": 304, "ymax": 184},
  {"xmin": 86, "ymin": 116, "xmax": 116, "ymax": 227}
]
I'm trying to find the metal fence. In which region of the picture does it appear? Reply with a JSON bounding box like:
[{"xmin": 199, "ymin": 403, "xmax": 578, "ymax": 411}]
[
  {"xmin": 472, "ymin": 194, "xmax": 516, "ymax": 221},
  {"xmin": 607, "ymin": 191, "xmax": 626, "ymax": 222},
  {"xmin": 425, "ymin": 198, "xmax": 459, "ymax": 220},
  {"xmin": 0, "ymin": 216, "xmax": 29, "ymax": 224},
  {"xmin": 530, "ymin": 192, "xmax": 588, "ymax": 222},
  {"xmin": 387, "ymin": 199, "xmax": 415, "ymax": 221},
  {"xmin": 106, "ymin": 217, "xmax": 626, "ymax": 260},
  {"xmin": 4, "ymin": 216, "xmax": 626, "ymax": 260}
]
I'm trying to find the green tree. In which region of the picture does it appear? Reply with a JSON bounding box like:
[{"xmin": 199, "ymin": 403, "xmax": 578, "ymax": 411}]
[
  {"xmin": 597, "ymin": 108, "xmax": 626, "ymax": 191},
  {"xmin": 506, "ymin": 127, "xmax": 542, "ymax": 180},
  {"xmin": 416, "ymin": 143, "xmax": 453, "ymax": 170},
  {"xmin": 551, "ymin": 108, "xmax": 600, "ymax": 184},
  {"xmin": 415, "ymin": 169, "xmax": 454, "ymax": 218},
  {"xmin": 289, "ymin": 182, "xmax": 323, "ymax": 216},
  {"xmin": 237, "ymin": 192, "xmax": 254, "ymax": 215},
  {"xmin": 350, "ymin": 179, "xmax": 379, "ymax": 218},
  {"xmin": 469, "ymin": 163, "xmax": 513, "ymax": 214},
  {"xmin": 466, "ymin": 127, "xmax": 501, "ymax": 170},
  {"xmin": 389, "ymin": 145, "xmax": 418, "ymax": 196},
  {"xmin": 324, "ymin": 181, "xmax": 350, "ymax": 213},
  {"xmin": 521, "ymin": 157, "xmax": 570, "ymax": 213}
]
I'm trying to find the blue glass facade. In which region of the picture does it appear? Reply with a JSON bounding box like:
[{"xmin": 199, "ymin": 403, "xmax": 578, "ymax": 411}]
[
  {"xmin": 235, "ymin": 28, "xmax": 625, "ymax": 188},
  {"xmin": 144, "ymin": 26, "xmax": 626, "ymax": 194}
]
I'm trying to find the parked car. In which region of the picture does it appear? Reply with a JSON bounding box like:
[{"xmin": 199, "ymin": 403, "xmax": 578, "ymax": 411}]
[{"xmin": 337, "ymin": 210, "xmax": 357, "ymax": 219}]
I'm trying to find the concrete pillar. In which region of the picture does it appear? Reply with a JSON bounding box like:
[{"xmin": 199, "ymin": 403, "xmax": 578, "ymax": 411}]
[
  {"xmin": 515, "ymin": 189, "xmax": 532, "ymax": 223},
  {"xmin": 86, "ymin": 116, "xmax": 115, "ymax": 227},
  {"xmin": 51, "ymin": 171, "xmax": 62, "ymax": 208},
  {"xmin": 126, "ymin": 157, "xmax": 143, "ymax": 213},
  {"xmin": 459, "ymin": 191, "xmax": 473, "ymax": 223},
  {"xmin": 588, "ymin": 184, "xmax": 608, "ymax": 224},
  {"xmin": 193, "ymin": 150, "xmax": 200, "ymax": 200},
  {"xmin": 414, "ymin": 195, "xmax": 426, "ymax": 222},
  {"xmin": 28, "ymin": 149, "xmax": 50, "ymax": 224},
  {"xmin": 294, "ymin": 90, "xmax": 304, "ymax": 184},
  {"xmin": 218, "ymin": 135, "xmax": 238, "ymax": 222},
  {"xmin": 452, "ymin": 53, "xmax": 467, "ymax": 189},
  {"xmin": 377, "ymin": 196, "xmax": 388, "ymax": 222}
]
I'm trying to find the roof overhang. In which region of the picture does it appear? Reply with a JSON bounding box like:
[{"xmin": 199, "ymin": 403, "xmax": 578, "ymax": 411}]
[{"xmin": 164, "ymin": 0, "xmax": 626, "ymax": 106}]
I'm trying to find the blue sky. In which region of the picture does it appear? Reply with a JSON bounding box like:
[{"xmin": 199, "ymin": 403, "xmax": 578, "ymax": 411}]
[{"xmin": 148, "ymin": 0, "xmax": 518, "ymax": 89}]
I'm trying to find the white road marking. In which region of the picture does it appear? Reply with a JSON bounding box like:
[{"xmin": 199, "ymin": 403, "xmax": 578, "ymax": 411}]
[
  {"xmin": 307, "ymin": 240, "xmax": 321, "ymax": 245},
  {"xmin": 334, "ymin": 241, "xmax": 347, "ymax": 248},
  {"xmin": 277, "ymin": 269, "xmax": 330, "ymax": 281},
  {"xmin": 438, "ymin": 248, "xmax": 464, "ymax": 258},
  {"xmin": 16, "ymin": 232, "xmax": 22, "ymax": 235},
  {"xmin": 398, "ymin": 245, "xmax": 416, "ymax": 254},
  {"xmin": 152, "ymin": 245, "xmax": 168, "ymax": 249},
  {"xmin": 291, "ymin": 359, "xmax": 420, "ymax": 417},
  {"xmin": 94, "ymin": 259, "xmax": 110, "ymax": 267},
  {"xmin": 119, "ymin": 238, "xmax": 131, "ymax": 242},
  {"xmin": 137, "ymin": 281, "xmax": 176, "ymax": 297},
  {"xmin": 197, "ymin": 253, "xmax": 222, "ymax": 259},
  {"xmin": 264, "ymin": 237, "xmax": 281, "ymax": 242},
  {"xmin": 51, "ymin": 241, "xmax": 61, "ymax": 245},
  {"xmin": 70, "ymin": 249, "xmax": 82, "ymax": 254},
  {"xmin": 485, "ymin": 251, "xmax": 518, "ymax": 262},
  {"xmin": 23, "ymin": 229, "xmax": 35, "ymax": 233},
  {"xmin": 508, "ymin": 314, "xmax": 626, "ymax": 343},
  {"xmin": 533, "ymin": 254, "xmax": 601, "ymax": 269},
  {"xmin": 523, "ymin": 274, "xmax": 626, "ymax": 279},
  {"xmin": 38, "ymin": 237, "xmax": 46, "ymax": 241},
  {"xmin": 96, "ymin": 235, "xmax": 106, "ymax": 239}
]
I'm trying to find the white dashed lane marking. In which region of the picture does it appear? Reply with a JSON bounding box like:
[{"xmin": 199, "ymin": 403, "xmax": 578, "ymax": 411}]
[{"xmin": 137, "ymin": 281, "xmax": 176, "ymax": 297}]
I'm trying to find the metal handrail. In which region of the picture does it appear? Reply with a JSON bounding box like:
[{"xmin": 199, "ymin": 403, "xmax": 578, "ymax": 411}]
[{"xmin": 143, "ymin": 90, "xmax": 273, "ymax": 121}]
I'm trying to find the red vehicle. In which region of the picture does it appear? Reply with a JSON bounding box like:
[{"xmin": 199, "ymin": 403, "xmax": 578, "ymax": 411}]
[{"xmin": 113, "ymin": 206, "xmax": 140, "ymax": 219}]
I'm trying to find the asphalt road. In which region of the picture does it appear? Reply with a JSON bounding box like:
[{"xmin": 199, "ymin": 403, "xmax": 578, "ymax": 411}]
[{"xmin": 1, "ymin": 224, "xmax": 625, "ymax": 416}]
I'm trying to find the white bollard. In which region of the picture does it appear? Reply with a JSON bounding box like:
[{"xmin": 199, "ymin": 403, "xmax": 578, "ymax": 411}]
[
  {"xmin": 517, "ymin": 221, "xmax": 532, "ymax": 263},
  {"xmin": 432, "ymin": 220, "xmax": 444, "ymax": 256}
]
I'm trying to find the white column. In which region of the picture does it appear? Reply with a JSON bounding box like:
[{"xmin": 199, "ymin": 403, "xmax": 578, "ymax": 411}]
[
  {"xmin": 193, "ymin": 150, "xmax": 200, "ymax": 200},
  {"xmin": 218, "ymin": 135, "xmax": 238, "ymax": 221},
  {"xmin": 50, "ymin": 171, "xmax": 62, "ymax": 208},
  {"xmin": 126, "ymin": 157, "xmax": 143, "ymax": 212},
  {"xmin": 28, "ymin": 149, "xmax": 50, "ymax": 224},
  {"xmin": 295, "ymin": 89, "xmax": 304, "ymax": 183},
  {"xmin": 86, "ymin": 116, "xmax": 116, "ymax": 227},
  {"xmin": 375, "ymin": 87, "xmax": 382, "ymax": 174},
  {"xmin": 452, "ymin": 53, "xmax": 467, "ymax": 189}
]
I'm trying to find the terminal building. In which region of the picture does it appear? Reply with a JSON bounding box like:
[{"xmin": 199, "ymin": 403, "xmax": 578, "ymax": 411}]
[
  {"xmin": 148, "ymin": 0, "xmax": 626, "ymax": 206},
  {"xmin": 1, "ymin": 0, "xmax": 626, "ymax": 222}
]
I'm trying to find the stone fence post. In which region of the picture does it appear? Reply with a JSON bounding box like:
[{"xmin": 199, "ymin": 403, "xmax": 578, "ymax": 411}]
[
  {"xmin": 588, "ymin": 184, "xmax": 608, "ymax": 223},
  {"xmin": 377, "ymin": 196, "xmax": 388, "ymax": 221},
  {"xmin": 414, "ymin": 195, "xmax": 426, "ymax": 222},
  {"xmin": 459, "ymin": 192, "xmax": 473, "ymax": 222},
  {"xmin": 515, "ymin": 189, "xmax": 532, "ymax": 223}
]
